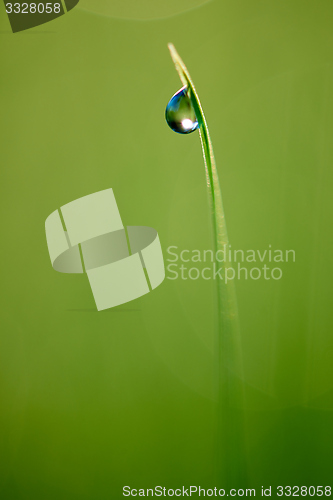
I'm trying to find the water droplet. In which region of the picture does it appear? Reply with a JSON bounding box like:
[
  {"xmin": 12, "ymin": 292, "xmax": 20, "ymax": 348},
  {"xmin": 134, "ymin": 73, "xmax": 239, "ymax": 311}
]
[{"xmin": 165, "ymin": 86, "xmax": 199, "ymax": 134}]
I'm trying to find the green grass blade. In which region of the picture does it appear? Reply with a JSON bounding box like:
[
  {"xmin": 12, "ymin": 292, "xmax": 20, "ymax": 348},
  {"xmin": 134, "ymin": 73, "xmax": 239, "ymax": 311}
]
[{"xmin": 168, "ymin": 43, "xmax": 246, "ymax": 488}]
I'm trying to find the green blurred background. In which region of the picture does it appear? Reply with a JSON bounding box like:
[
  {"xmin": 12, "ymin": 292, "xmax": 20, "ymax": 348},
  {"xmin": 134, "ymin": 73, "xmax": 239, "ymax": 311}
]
[{"xmin": 1, "ymin": 0, "xmax": 333, "ymax": 497}]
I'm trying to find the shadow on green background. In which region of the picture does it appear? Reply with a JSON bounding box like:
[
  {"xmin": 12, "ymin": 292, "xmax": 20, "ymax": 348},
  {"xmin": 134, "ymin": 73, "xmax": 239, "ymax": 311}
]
[{"xmin": 0, "ymin": 0, "xmax": 333, "ymax": 497}]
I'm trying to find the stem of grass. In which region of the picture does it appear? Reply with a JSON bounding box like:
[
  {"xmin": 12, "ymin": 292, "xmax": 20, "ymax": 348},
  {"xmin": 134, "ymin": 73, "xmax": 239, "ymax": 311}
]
[{"xmin": 168, "ymin": 43, "xmax": 247, "ymax": 488}]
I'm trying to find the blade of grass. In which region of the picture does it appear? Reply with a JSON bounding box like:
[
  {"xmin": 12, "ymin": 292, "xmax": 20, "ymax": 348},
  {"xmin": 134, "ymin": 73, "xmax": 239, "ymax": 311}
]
[{"xmin": 168, "ymin": 43, "xmax": 247, "ymax": 488}]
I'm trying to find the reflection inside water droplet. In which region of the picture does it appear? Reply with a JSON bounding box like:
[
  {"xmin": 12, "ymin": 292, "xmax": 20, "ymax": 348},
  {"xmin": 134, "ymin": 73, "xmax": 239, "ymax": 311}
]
[{"xmin": 165, "ymin": 86, "xmax": 199, "ymax": 134}]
